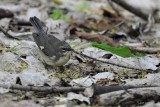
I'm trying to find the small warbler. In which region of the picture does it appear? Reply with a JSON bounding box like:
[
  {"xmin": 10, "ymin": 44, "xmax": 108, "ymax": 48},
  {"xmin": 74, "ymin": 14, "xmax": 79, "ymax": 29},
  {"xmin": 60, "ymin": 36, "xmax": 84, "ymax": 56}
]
[{"xmin": 30, "ymin": 16, "xmax": 72, "ymax": 66}]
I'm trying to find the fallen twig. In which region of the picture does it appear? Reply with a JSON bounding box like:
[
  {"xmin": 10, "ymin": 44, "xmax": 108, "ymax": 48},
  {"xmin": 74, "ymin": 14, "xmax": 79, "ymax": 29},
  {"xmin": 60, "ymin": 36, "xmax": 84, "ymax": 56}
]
[
  {"xmin": 130, "ymin": 47, "xmax": 160, "ymax": 54},
  {"xmin": 72, "ymin": 50, "xmax": 146, "ymax": 71},
  {"xmin": 0, "ymin": 8, "xmax": 14, "ymax": 19},
  {"xmin": 111, "ymin": 0, "xmax": 148, "ymax": 21},
  {"xmin": 0, "ymin": 26, "xmax": 20, "ymax": 40},
  {"xmin": 96, "ymin": 87, "xmax": 160, "ymax": 106},
  {"xmin": 85, "ymin": 85, "xmax": 159, "ymax": 97},
  {"xmin": 0, "ymin": 84, "xmax": 85, "ymax": 93}
]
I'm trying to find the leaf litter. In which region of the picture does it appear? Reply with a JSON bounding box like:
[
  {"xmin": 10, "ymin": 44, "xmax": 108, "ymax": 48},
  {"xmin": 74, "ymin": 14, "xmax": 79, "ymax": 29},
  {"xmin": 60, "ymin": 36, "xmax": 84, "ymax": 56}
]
[{"xmin": 0, "ymin": 0, "xmax": 160, "ymax": 106}]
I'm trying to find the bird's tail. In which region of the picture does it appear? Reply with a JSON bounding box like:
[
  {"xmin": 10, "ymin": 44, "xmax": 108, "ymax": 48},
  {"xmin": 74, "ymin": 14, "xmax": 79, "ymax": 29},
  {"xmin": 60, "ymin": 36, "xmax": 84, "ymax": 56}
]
[{"xmin": 29, "ymin": 16, "xmax": 46, "ymax": 36}]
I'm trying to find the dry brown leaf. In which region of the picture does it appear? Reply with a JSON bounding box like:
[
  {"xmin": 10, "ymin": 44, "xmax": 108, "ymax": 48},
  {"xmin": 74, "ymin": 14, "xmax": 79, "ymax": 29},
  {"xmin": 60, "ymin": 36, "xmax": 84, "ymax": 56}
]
[
  {"xmin": 76, "ymin": 31, "xmax": 118, "ymax": 47},
  {"xmin": 100, "ymin": 7, "xmax": 119, "ymax": 18},
  {"xmin": 84, "ymin": 19, "xmax": 109, "ymax": 31}
]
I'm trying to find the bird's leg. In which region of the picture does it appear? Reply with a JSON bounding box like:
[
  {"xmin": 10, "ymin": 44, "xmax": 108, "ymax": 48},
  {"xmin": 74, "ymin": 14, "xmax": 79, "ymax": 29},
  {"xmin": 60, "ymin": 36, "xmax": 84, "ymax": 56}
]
[
  {"xmin": 44, "ymin": 63, "xmax": 56, "ymax": 72},
  {"xmin": 58, "ymin": 66, "xmax": 65, "ymax": 72}
]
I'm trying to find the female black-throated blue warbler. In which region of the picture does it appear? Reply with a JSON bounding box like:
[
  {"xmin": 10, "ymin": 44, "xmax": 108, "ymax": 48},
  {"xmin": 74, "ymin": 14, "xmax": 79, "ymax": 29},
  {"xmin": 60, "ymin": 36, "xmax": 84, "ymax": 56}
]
[{"xmin": 30, "ymin": 16, "xmax": 72, "ymax": 66}]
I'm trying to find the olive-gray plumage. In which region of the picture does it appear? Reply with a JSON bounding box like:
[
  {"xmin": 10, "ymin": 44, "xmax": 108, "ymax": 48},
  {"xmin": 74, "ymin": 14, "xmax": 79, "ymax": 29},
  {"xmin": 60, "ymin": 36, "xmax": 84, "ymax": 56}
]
[{"xmin": 30, "ymin": 16, "xmax": 71, "ymax": 66}]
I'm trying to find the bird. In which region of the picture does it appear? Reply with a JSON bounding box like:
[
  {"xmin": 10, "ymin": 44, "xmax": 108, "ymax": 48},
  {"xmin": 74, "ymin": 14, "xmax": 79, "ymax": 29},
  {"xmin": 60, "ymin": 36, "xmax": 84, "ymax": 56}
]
[{"xmin": 29, "ymin": 16, "xmax": 72, "ymax": 66}]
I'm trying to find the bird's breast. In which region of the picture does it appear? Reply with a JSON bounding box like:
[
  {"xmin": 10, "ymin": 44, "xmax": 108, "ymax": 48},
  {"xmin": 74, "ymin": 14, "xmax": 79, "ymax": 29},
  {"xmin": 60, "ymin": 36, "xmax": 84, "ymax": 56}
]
[{"xmin": 39, "ymin": 50, "xmax": 71, "ymax": 66}]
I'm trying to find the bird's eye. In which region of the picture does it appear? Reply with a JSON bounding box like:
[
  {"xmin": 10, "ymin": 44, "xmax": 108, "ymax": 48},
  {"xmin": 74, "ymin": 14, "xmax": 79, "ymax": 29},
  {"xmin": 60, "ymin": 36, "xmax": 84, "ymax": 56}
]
[
  {"xmin": 61, "ymin": 47, "xmax": 66, "ymax": 51},
  {"xmin": 60, "ymin": 47, "xmax": 72, "ymax": 51}
]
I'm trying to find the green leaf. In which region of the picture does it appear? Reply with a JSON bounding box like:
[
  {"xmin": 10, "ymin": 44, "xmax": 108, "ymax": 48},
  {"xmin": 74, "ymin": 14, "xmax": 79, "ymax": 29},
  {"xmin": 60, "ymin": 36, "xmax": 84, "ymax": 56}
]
[
  {"xmin": 75, "ymin": 1, "xmax": 90, "ymax": 13},
  {"xmin": 50, "ymin": 9, "xmax": 70, "ymax": 22},
  {"xmin": 91, "ymin": 42, "xmax": 142, "ymax": 58}
]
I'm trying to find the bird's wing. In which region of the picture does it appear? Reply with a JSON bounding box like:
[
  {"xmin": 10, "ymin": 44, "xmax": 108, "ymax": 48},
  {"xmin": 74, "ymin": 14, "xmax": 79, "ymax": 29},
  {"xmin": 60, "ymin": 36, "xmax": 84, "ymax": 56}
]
[{"xmin": 43, "ymin": 34, "xmax": 63, "ymax": 57}]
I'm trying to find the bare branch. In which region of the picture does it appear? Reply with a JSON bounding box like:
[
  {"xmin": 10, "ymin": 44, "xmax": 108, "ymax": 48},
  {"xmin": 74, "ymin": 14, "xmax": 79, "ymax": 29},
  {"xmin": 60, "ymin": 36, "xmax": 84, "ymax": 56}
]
[
  {"xmin": 111, "ymin": 0, "xmax": 148, "ymax": 21},
  {"xmin": 72, "ymin": 50, "xmax": 147, "ymax": 71},
  {"xmin": 0, "ymin": 84, "xmax": 85, "ymax": 93}
]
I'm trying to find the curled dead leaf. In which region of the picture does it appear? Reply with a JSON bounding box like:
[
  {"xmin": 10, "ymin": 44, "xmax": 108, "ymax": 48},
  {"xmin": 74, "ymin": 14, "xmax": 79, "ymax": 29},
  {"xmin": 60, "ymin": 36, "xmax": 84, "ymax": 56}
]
[{"xmin": 76, "ymin": 31, "xmax": 118, "ymax": 47}]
